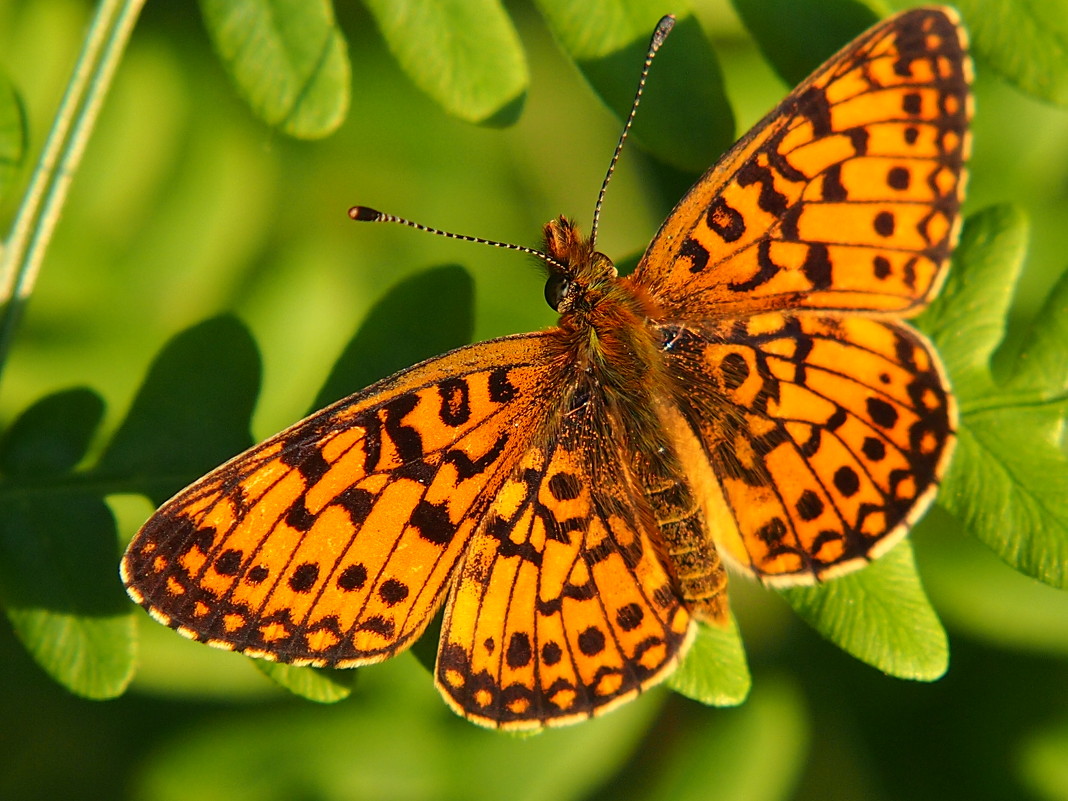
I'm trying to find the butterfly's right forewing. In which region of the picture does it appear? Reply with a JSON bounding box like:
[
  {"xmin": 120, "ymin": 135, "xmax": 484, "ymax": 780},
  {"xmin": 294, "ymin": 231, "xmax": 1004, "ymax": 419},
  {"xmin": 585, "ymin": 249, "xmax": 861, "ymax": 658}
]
[{"xmin": 632, "ymin": 8, "xmax": 970, "ymax": 319}]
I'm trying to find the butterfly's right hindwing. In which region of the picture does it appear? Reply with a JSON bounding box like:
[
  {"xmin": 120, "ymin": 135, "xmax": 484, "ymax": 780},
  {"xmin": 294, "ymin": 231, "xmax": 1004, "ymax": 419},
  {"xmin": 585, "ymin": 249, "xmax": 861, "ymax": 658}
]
[
  {"xmin": 121, "ymin": 333, "xmax": 559, "ymax": 666},
  {"xmin": 659, "ymin": 313, "xmax": 954, "ymax": 584}
]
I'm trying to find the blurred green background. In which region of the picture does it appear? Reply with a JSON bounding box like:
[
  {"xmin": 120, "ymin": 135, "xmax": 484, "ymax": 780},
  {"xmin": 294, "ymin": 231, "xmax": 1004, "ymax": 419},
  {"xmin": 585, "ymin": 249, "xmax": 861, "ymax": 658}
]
[{"xmin": 1, "ymin": 1, "xmax": 1067, "ymax": 800}]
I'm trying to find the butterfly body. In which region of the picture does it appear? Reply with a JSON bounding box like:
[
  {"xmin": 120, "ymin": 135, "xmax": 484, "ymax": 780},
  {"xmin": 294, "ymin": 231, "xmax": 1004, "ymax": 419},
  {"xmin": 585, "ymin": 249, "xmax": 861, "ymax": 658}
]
[
  {"xmin": 543, "ymin": 215, "xmax": 731, "ymax": 619},
  {"xmin": 123, "ymin": 7, "xmax": 970, "ymax": 729}
]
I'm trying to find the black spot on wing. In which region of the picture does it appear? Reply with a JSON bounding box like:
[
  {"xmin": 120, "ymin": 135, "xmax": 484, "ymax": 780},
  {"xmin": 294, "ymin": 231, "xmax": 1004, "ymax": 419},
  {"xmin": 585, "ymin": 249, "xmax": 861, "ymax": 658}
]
[
  {"xmin": 437, "ymin": 378, "xmax": 472, "ymax": 427},
  {"xmin": 289, "ymin": 562, "xmax": 320, "ymax": 593},
  {"xmin": 382, "ymin": 395, "xmax": 423, "ymax": 463},
  {"xmin": 795, "ymin": 85, "xmax": 832, "ymax": 136},
  {"xmin": 247, "ymin": 565, "xmax": 270, "ymax": 584},
  {"xmin": 822, "ymin": 163, "xmax": 847, "ymax": 201},
  {"xmin": 488, "ymin": 368, "xmax": 518, "ymax": 403},
  {"xmin": 378, "ymin": 578, "xmax": 410, "ymax": 606},
  {"xmin": 706, "ymin": 197, "xmax": 746, "ymax": 242},
  {"xmin": 410, "ymin": 500, "xmax": 456, "ymax": 546},
  {"xmin": 280, "ymin": 442, "xmax": 329, "ymax": 484},
  {"xmin": 680, "ymin": 237, "xmax": 710, "ymax": 273},
  {"xmin": 445, "ymin": 433, "xmax": 509, "ymax": 481},
  {"xmin": 337, "ymin": 563, "xmax": 367, "ymax": 591},
  {"xmin": 506, "ymin": 632, "xmax": 533, "ymax": 668},
  {"xmin": 737, "ymin": 160, "xmax": 788, "ymax": 216},
  {"xmin": 548, "ymin": 472, "xmax": 582, "ymax": 501},
  {"xmin": 214, "ymin": 549, "xmax": 243, "ymax": 576},
  {"xmin": 802, "ymin": 244, "xmax": 833, "ymax": 290}
]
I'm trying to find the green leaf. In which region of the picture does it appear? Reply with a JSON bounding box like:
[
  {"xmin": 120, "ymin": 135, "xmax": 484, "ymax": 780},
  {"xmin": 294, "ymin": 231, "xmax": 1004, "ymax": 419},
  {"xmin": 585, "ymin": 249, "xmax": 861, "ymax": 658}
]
[
  {"xmin": 536, "ymin": 1, "xmax": 734, "ymax": 171},
  {"xmin": 947, "ymin": 405, "xmax": 1068, "ymax": 587},
  {"xmin": 0, "ymin": 494, "xmax": 134, "ymax": 699},
  {"xmin": 955, "ymin": 0, "xmax": 1068, "ymax": 107},
  {"xmin": 730, "ymin": 0, "xmax": 880, "ymax": 87},
  {"xmin": 917, "ymin": 206, "xmax": 1068, "ymax": 588},
  {"xmin": 0, "ymin": 388, "xmax": 104, "ymax": 477},
  {"xmin": 97, "ymin": 316, "xmax": 260, "ymax": 506},
  {"xmin": 917, "ymin": 206, "xmax": 1029, "ymax": 387},
  {"xmin": 1004, "ymin": 249, "xmax": 1068, "ymax": 400},
  {"xmin": 254, "ymin": 661, "xmax": 356, "ymax": 703},
  {"xmin": 198, "ymin": 0, "xmax": 350, "ymax": 138},
  {"xmin": 0, "ymin": 385, "xmax": 133, "ymax": 698},
  {"xmin": 779, "ymin": 540, "xmax": 948, "ymax": 680},
  {"xmin": 667, "ymin": 615, "xmax": 751, "ymax": 706},
  {"xmin": 0, "ymin": 70, "xmax": 27, "ymax": 204},
  {"xmin": 362, "ymin": 0, "xmax": 527, "ymax": 126},
  {"xmin": 312, "ymin": 264, "xmax": 475, "ymax": 410},
  {"xmin": 919, "ymin": 513, "xmax": 1068, "ymax": 658}
]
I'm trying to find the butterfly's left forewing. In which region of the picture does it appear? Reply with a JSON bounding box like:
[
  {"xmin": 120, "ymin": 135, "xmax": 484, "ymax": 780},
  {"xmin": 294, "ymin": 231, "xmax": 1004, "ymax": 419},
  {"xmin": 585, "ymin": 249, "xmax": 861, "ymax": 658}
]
[{"xmin": 122, "ymin": 333, "xmax": 561, "ymax": 666}]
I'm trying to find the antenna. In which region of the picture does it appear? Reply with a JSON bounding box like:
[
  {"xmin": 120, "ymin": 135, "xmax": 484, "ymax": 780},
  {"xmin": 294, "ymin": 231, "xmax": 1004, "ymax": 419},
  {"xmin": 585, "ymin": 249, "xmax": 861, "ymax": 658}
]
[
  {"xmin": 349, "ymin": 15, "xmax": 676, "ymax": 266},
  {"xmin": 589, "ymin": 14, "xmax": 676, "ymax": 249},
  {"xmin": 347, "ymin": 206, "xmax": 568, "ymax": 273}
]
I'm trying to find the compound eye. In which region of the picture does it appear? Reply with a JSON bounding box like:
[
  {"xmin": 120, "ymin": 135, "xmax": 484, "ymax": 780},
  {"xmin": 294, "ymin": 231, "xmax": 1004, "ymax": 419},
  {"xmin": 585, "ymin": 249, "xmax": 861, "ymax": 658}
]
[{"xmin": 544, "ymin": 273, "xmax": 570, "ymax": 311}]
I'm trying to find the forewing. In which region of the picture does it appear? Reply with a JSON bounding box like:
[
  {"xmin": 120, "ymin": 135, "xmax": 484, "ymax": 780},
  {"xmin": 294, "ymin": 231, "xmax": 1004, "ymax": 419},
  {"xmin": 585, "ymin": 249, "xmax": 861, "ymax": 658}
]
[
  {"xmin": 435, "ymin": 417, "xmax": 694, "ymax": 729},
  {"xmin": 661, "ymin": 313, "xmax": 953, "ymax": 584},
  {"xmin": 631, "ymin": 8, "xmax": 971, "ymax": 318},
  {"xmin": 122, "ymin": 333, "xmax": 560, "ymax": 666}
]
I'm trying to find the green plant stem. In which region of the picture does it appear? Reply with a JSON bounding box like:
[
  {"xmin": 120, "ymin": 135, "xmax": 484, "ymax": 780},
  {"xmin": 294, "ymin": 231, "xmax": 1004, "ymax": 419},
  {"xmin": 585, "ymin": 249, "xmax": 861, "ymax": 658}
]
[{"xmin": 0, "ymin": 0, "xmax": 147, "ymax": 376}]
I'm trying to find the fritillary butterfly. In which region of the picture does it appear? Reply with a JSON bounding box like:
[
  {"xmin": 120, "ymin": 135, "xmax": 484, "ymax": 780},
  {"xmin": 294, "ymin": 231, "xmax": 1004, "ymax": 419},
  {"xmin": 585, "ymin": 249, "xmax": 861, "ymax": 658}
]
[{"xmin": 122, "ymin": 7, "xmax": 971, "ymax": 729}]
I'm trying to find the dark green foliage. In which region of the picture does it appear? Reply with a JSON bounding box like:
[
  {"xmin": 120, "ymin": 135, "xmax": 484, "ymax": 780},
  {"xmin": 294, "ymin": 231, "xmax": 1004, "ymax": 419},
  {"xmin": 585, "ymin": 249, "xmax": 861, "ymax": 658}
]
[{"xmin": 0, "ymin": 2, "xmax": 1066, "ymax": 800}]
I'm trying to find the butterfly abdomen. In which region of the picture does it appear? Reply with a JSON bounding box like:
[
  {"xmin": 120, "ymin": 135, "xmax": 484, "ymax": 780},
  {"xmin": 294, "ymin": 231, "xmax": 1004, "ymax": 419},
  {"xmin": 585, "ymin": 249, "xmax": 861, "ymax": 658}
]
[{"xmin": 642, "ymin": 473, "xmax": 729, "ymax": 625}]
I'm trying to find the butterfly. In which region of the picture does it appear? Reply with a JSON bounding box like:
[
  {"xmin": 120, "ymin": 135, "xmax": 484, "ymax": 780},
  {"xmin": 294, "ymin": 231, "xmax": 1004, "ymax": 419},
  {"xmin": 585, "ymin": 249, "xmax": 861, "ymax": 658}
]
[{"xmin": 122, "ymin": 7, "xmax": 971, "ymax": 729}]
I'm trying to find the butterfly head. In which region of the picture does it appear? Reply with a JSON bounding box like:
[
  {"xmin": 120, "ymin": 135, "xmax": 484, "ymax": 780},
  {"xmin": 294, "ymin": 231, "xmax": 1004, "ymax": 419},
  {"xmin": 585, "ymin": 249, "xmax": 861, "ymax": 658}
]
[{"xmin": 542, "ymin": 216, "xmax": 617, "ymax": 314}]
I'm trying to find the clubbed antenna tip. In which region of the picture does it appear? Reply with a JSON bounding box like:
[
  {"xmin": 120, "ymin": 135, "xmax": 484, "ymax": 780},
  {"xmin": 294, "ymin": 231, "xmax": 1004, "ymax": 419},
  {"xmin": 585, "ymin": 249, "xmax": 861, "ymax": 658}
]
[
  {"xmin": 653, "ymin": 14, "xmax": 676, "ymax": 46},
  {"xmin": 348, "ymin": 206, "xmax": 383, "ymax": 222}
]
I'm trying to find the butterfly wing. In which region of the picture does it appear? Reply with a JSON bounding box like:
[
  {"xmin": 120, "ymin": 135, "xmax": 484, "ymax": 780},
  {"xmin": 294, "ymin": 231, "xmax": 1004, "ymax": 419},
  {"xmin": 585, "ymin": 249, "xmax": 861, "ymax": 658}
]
[
  {"xmin": 121, "ymin": 333, "xmax": 563, "ymax": 666},
  {"xmin": 435, "ymin": 403, "xmax": 695, "ymax": 729},
  {"xmin": 660, "ymin": 313, "xmax": 953, "ymax": 584},
  {"xmin": 631, "ymin": 7, "xmax": 971, "ymax": 319},
  {"xmin": 632, "ymin": 8, "xmax": 968, "ymax": 584}
]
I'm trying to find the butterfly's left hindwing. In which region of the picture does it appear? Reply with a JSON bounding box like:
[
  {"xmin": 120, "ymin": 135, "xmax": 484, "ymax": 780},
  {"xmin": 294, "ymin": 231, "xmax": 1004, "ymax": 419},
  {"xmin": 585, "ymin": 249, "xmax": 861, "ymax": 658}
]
[
  {"xmin": 435, "ymin": 412, "xmax": 694, "ymax": 729},
  {"xmin": 122, "ymin": 333, "xmax": 560, "ymax": 666}
]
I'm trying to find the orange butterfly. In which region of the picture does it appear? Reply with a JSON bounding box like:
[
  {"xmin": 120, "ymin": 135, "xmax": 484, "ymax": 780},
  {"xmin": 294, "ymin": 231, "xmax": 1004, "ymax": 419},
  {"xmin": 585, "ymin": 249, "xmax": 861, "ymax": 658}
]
[{"xmin": 122, "ymin": 7, "xmax": 970, "ymax": 729}]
